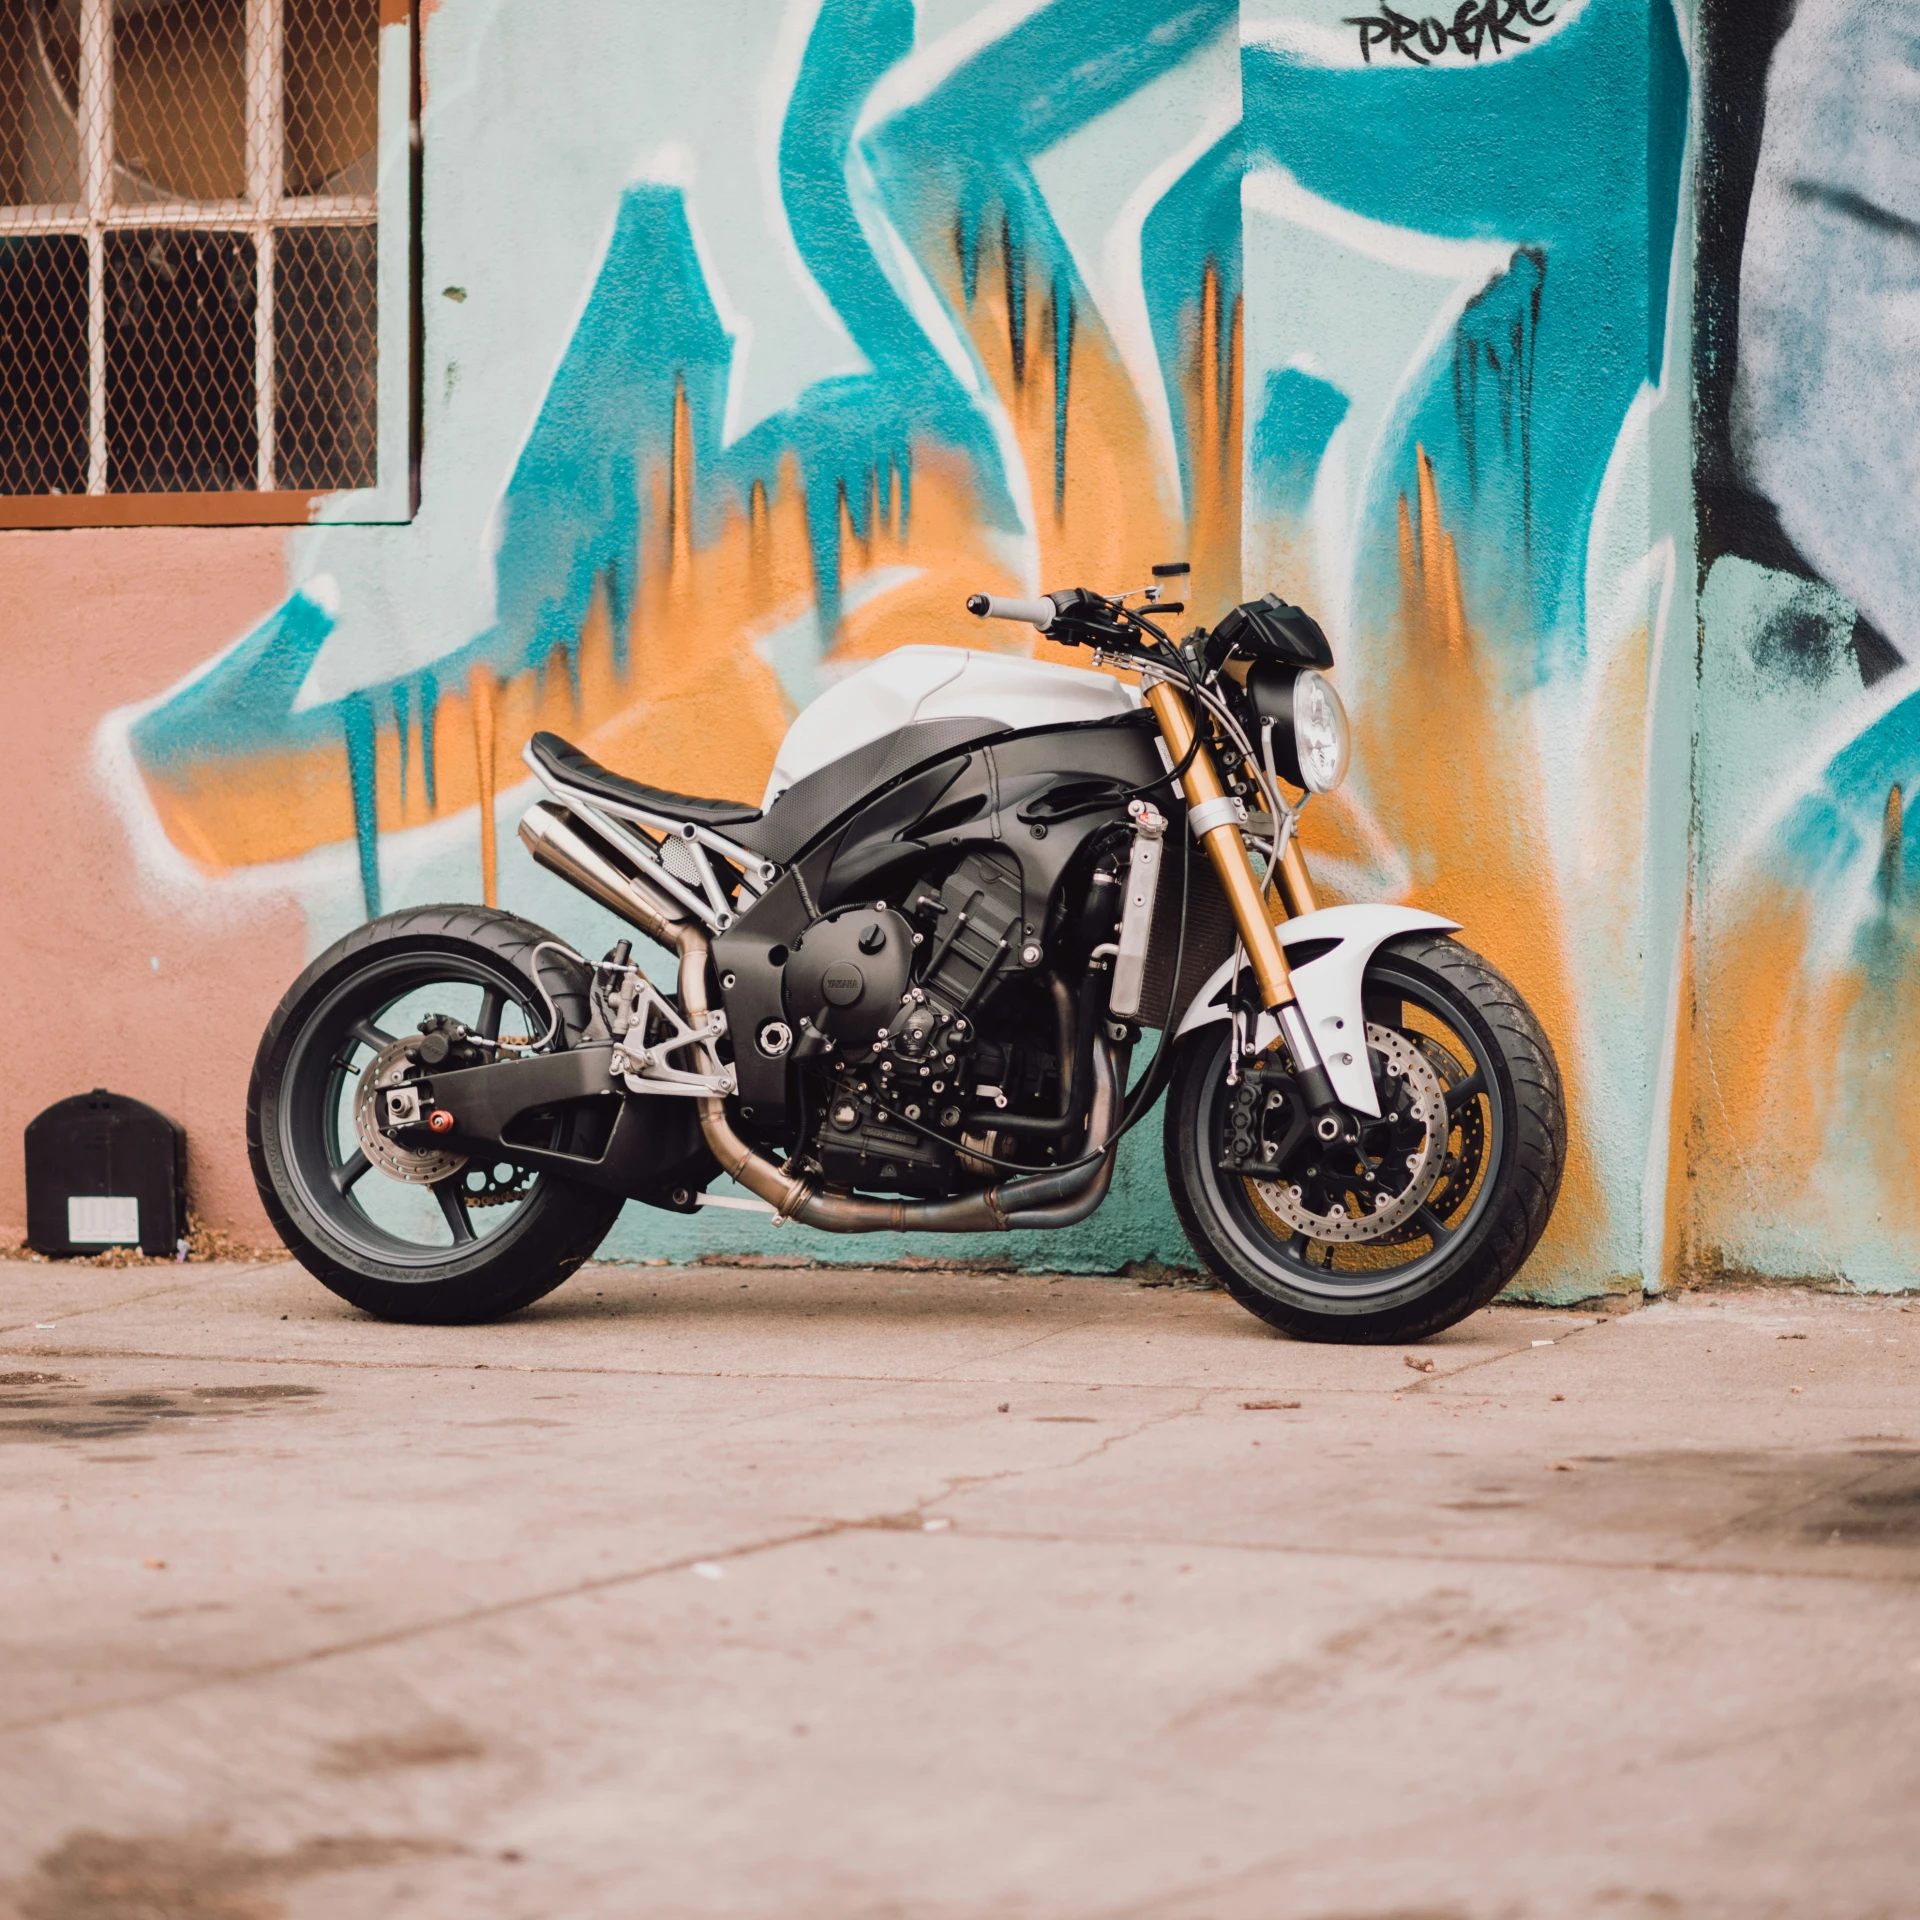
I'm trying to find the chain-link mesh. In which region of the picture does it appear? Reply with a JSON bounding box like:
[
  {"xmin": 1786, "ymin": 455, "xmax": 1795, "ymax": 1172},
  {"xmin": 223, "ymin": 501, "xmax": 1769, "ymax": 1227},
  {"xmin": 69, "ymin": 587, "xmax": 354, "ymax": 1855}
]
[
  {"xmin": 275, "ymin": 221, "xmax": 372, "ymax": 487},
  {"xmin": 0, "ymin": 0, "xmax": 380, "ymax": 501},
  {"xmin": 106, "ymin": 226, "xmax": 256, "ymax": 488},
  {"xmin": 0, "ymin": 234, "xmax": 87, "ymax": 490},
  {"xmin": 115, "ymin": 0, "xmax": 248, "ymax": 204},
  {"xmin": 284, "ymin": 0, "xmax": 377, "ymax": 196}
]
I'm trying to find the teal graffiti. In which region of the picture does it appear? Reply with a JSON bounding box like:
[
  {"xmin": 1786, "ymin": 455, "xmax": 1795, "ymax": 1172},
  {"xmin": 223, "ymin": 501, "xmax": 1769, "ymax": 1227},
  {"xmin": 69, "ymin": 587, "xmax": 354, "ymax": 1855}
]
[
  {"xmin": 1142, "ymin": 127, "xmax": 1243, "ymax": 509},
  {"xmin": 1250, "ymin": 368, "xmax": 1350, "ymax": 519},
  {"xmin": 1243, "ymin": 0, "xmax": 1689, "ymax": 668},
  {"xmin": 130, "ymin": 0, "xmax": 1243, "ymax": 918}
]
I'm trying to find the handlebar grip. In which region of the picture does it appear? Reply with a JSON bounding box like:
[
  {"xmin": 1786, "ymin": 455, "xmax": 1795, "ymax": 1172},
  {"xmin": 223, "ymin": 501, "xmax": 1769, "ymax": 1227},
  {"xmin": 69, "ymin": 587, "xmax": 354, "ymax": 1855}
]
[{"xmin": 964, "ymin": 592, "xmax": 1055, "ymax": 632}]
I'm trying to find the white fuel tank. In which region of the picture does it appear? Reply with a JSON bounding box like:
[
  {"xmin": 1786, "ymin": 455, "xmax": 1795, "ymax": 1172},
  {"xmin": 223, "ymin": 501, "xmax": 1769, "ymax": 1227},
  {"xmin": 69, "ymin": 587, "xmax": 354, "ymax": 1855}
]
[{"xmin": 761, "ymin": 646, "xmax": 1142, "ymax": 807}]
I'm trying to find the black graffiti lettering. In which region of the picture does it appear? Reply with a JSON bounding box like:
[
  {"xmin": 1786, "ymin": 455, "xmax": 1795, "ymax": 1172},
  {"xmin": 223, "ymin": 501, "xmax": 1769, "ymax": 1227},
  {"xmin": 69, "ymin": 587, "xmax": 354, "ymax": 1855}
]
[
  {"xmin": 1348, "ymin": 8, "xmax": 1428, "ymax": 65},
  {"xmin": 1450, "ymin": 0, "xmax": 1495, "ymax": 57},
  {"xmin": 1351, "ymin": 17, "xmax": 1396, "ymax": 63},
  {"xmin": 1346, "ymin": 0, "xmax": 1556, "ymax": 64}
]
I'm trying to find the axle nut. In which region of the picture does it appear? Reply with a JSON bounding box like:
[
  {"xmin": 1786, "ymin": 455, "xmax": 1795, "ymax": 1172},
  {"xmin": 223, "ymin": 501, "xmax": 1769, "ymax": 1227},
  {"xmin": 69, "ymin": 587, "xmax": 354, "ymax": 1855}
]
[{"xmin": 427, "ymin": 1109, "xmax": 455, "ymax": 1134}]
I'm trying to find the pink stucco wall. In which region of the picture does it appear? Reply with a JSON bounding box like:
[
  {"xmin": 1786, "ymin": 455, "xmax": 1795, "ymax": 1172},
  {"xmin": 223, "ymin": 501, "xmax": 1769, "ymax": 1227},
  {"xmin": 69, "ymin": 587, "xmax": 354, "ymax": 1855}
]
[{"xmin": 0, "ymin": 529, "xmax": 305, "ymax": 1245}]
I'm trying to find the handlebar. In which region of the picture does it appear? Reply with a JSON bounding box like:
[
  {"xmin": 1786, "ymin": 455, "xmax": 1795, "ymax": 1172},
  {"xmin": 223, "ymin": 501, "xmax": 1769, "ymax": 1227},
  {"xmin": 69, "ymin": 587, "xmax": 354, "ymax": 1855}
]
[{"xmin": 965, "ymin": 592, "xmax": 1056, "ymax": 633}]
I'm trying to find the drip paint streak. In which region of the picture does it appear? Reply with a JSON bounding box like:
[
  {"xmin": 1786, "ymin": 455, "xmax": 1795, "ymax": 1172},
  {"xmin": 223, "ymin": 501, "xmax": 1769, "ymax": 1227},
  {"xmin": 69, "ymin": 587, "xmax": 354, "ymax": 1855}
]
[
  {"xmin": 392, "ymin": 682, "xmax": 411, "ymax": 811},
  {"xmin": 1002, "ymin": 211, "xmax": 1026, "ymax": 387},
  {"xmin": 1199, "ymin": 265, "xmax": 1223, "ymax": 492},
  {"xmin": 1452, "ymin": 247, "xmax": 1544, "ymax": 555},
  {"xmin": 1182, "ymin": 257, "xmax": 1242, "ymax": 619},
  {"xmin": 472, "ymin": 670, "xmax": 498, "ymax": 909},
  {"xmin": 1398, "ymin": 463, "xmax": 1466, "ymax": 656},
  {"xmin": 418, "ymin": 672, "xmax": 438, "ymax": 814},
  {"xmin": 954, "ymin": 209, "xmax": 979, "ymax": 310},
  {"xmin": 343, "ymin": 696, "xmax": 381, "ymax": 919},
  {"xmin": 1879, "ymin": 784, "xmax": 1904, "ymax": 909},
  {"xmin": 1051, "ymin": 276, "xmax": 1073, "ymax": 518},
  {"xmin": 668, "ymin": 379, "xmax": 693, "ymax": 578}
]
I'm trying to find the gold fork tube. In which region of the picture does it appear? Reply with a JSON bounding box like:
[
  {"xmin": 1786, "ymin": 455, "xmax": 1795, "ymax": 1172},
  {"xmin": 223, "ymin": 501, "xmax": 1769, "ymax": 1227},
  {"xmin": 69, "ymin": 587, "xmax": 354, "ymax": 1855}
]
[
  {"xmin": 1278, "ymin": 837, "xmax": 1318, "ymax": 918},
  {"xmin": 1144, "ymin": 680, "xmax": 1298, "ymax": 1011}
]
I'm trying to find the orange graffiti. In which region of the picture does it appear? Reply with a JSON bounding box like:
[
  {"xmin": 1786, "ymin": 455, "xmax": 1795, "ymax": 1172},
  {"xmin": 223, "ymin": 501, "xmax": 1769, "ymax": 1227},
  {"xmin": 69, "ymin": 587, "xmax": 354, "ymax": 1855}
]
[
  {"xmin": 1349, "ymin": 445, "xmax": 1604, "ymax": 1278},
  {"xmin": 138, "ymin": 235, "xmax": 1238, "ymax": 878}
]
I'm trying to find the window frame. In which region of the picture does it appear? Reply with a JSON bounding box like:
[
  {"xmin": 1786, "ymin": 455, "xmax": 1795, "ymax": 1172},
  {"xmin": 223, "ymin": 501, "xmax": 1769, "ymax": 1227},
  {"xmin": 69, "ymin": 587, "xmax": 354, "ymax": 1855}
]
[{"xmin": 0, "ymin": 0, "xmax": 416, "ymax": 528}]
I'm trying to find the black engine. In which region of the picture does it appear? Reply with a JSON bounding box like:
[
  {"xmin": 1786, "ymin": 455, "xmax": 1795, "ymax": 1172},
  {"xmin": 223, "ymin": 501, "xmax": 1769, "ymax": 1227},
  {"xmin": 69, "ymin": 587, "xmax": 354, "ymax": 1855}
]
[
  {"xmin": 782, "ymin": 905, "xmax": 916, "ymax": 1047},
  {"xmin": 783, "ymin": 849, "xmax": 1051, "ymax": 1195},
  {"xmin": 701, "ymin": 713, "xmax": 1164, "ymax": 1202}
]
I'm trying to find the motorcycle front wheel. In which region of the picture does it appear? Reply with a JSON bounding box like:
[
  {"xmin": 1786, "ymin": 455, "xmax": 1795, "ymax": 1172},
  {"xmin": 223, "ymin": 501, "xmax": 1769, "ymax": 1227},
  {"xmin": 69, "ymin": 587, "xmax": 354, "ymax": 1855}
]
[
  {"xmin": 247, "ymin": 905, "xmax": 625, "ymax": 1324},
  {"xmin": 1165, "ymin": 934, "xmax": 1566, "ymax": 1344}
]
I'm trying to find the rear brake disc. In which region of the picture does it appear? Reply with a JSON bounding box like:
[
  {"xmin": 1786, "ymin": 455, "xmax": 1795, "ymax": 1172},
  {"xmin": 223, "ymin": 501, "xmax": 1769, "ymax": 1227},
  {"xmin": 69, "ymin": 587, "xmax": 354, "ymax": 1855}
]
[{"xmin": 352, "ymin": 1037, "xmax": 467, "ymax": 1186}]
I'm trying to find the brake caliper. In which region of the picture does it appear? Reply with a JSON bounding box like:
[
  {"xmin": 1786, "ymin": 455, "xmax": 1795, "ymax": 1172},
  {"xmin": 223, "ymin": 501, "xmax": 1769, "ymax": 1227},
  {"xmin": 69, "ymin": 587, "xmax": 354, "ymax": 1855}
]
[{"xmin": 1217, "ymin": 1059, "xmax": 1309, "ymax": 1179}]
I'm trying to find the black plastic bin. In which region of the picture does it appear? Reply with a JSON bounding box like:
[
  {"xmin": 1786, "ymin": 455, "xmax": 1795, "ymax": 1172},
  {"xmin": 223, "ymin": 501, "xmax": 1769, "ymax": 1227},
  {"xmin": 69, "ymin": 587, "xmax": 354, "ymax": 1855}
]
[{"xmin": 25, "ymin": 1089, "xmax": 185, "ymax": 1258}]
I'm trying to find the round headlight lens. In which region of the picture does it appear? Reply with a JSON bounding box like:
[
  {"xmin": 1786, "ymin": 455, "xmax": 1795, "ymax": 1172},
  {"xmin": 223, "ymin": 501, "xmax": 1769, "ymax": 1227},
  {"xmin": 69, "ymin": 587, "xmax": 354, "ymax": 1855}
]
[{"xmin": 1291, "ymin": 670, "xmax": 1350, "ymax": 792}]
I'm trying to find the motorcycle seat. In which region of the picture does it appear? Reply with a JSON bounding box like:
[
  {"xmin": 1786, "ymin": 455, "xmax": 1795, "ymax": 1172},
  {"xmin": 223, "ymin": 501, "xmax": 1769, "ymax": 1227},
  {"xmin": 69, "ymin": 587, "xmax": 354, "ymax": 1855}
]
[{"xmin": 527, "ymin": 732, "xmax": 765, "ymax": 832}]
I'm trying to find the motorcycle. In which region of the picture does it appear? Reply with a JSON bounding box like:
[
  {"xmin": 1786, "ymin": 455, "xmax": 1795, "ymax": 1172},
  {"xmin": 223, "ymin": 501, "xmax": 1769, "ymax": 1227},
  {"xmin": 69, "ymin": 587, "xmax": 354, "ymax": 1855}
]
[{"xmin": 247, "ymin": 568, "xmax": 1566, "ymax": 1340}]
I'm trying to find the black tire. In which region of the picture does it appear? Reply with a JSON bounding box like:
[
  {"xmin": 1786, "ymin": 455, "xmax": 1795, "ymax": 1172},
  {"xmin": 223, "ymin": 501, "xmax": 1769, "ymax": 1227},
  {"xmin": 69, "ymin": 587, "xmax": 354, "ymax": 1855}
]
[
  {"xmin": 1165, "ymin": 934, "xmax": 1565, "ymax": 1343},
  {"xmin": 247, "ymin": 904, "xmax": 624, "ymax": 1324}
]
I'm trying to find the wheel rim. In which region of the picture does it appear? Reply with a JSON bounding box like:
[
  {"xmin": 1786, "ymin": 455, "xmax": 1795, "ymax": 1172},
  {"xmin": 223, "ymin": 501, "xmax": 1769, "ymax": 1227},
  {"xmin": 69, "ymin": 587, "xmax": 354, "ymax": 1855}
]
[
  {"xmin": 278, "ymin": 949, "xmax": 555, "ymax": 1273},
  {"xmin": 1200, "ymin": 958, "xmax": 1506, "ymax": 1302}
]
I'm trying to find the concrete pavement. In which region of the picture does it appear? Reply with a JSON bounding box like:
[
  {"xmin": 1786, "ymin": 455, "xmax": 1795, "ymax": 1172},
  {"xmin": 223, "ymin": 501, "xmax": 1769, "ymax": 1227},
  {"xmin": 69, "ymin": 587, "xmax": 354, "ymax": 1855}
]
[{"xmin": 0, "ymin": 1256, "xmax": 1916, "ymax": 1919}]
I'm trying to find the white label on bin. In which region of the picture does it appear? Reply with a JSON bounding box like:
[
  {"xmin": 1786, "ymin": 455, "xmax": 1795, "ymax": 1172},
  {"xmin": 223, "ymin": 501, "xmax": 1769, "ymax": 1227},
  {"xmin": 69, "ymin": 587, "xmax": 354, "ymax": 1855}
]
[{"xmin": 68, "ymin": 1196, "xmax": 139, "ymax": 1245}]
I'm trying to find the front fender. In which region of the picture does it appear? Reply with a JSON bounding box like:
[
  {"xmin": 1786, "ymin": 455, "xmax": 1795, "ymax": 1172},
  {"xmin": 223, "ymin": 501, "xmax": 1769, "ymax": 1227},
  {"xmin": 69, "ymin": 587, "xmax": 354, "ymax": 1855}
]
[{"xmin": 1171, "ymin": 905, "xmax": 1461, "ymax": 1117}]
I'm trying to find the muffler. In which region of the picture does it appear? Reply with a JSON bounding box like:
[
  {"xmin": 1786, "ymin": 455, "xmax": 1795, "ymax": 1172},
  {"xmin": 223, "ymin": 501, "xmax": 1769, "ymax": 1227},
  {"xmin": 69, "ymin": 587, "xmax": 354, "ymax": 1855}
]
[
  {"xmin": 677, "ymin": 925, "xmax": 1124, "ymax": 1233},
  {"xmin": 519, "ymin": 802, "xmax": 686, "ymax": 948}
]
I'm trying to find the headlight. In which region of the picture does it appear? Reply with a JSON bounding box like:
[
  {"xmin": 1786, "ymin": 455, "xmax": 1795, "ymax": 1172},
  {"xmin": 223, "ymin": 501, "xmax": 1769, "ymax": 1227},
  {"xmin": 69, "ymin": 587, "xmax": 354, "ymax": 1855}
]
[
  {"xmin": 1291, "ymin": 669, "xmax": 1350, "ymax": 792},
  {"xmin": 1246, "ymin": 661, "xmax": 1352, "ymax": 792}
]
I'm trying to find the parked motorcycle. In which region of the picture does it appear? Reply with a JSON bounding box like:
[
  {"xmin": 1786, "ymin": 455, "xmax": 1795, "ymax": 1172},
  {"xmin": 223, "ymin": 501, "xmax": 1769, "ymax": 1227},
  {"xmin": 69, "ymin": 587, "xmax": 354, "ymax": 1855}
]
[{"xmin": 248, "ymin": 569, "xmax": 1565, "ymax": 1339}]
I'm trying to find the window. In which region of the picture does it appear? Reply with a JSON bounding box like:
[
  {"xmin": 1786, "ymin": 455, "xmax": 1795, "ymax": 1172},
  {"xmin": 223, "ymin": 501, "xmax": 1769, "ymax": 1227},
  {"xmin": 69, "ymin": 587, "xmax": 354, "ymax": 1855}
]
[{"xmin": 0, "ymin": 0, "xmax": 412, "ymax": 525}]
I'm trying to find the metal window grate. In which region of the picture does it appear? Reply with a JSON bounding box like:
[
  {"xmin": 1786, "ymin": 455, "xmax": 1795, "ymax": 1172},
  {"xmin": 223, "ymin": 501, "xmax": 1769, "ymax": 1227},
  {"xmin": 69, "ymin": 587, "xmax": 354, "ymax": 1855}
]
[{"xmin": 0, "ymin": 0, "xmax": 378, "ymax": 498}]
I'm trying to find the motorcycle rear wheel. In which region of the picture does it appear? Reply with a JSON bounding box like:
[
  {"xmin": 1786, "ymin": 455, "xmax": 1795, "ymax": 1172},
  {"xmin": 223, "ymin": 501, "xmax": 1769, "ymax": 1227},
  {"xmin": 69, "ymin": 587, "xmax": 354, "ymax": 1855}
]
[
  {"xmin": 1164, "ymin": 934, "xmax": 1565, "ymax": 1344},
  {"xmin": 247, "ymin": 905, "xmax": 624, "ymax": 1324}
]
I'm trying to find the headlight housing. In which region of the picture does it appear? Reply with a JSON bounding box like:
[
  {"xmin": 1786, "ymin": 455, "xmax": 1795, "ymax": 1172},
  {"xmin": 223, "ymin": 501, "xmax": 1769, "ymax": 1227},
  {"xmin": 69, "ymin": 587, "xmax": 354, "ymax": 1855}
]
[
  {"xmin": 1246, "ymin": 663, "xmax": 1351, "ymax": 793},
  {"xmin": 1290, "ymin": 669, "xmax": 1350, "ymax": 792}
]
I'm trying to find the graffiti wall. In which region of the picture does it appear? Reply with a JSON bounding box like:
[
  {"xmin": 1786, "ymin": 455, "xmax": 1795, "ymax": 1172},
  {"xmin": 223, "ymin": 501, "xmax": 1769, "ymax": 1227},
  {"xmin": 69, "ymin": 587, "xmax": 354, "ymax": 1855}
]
[
  {"xmin": 16, "ymin": 0, "xmax": 1907, "ymax": 1294},
  {"xmin": 1240, "ymin": 0, "xmax": 1693, "ymax": 1293},
  {"xmin": 1690, "ymin": 0, "xmax": 1920, "ymax": 1288},
  {"xmin": 80, "ymin": 0, "xmax": 1251, "ymax": 1268}
]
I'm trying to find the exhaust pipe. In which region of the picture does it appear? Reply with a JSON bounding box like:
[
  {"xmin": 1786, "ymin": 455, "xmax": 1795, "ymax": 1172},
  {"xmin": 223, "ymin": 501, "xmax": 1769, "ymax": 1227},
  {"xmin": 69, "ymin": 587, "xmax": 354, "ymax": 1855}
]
[
  {"xmin": 677, "ymin": 924, "xmax": 1124, "ymax": 1233},
  {"xmin": 519, "ymin": 801, "xmax": 686, "ymax": 948}
]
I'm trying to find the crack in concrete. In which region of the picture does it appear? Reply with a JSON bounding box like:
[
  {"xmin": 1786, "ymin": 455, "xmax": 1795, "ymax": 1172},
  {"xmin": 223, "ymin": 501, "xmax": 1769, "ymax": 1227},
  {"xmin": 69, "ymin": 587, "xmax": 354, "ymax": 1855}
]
[
  {"xmin": 0, "ymin": 1521, "xmax": 848, "ymax": 1739},
  {"xmin": 1392, "ymin": 1312, "xmax": 1611, "ymax": 1397},
  {"xmin": 1080, "ymin": 1648, "xmax": 1920, "ymax": 1920},
  {"xmin": 942, "ymin": 1522, "xmax": 1920, "ymax": 1588},
  {"xmin": 0, "ymin": 1340, "xmax": 1580, "ymax": 1396},
  {"xmin": 918, "ymin": 1393, "xmax": 1213, "ymax": 1517},
  {"xmin": 0, "ymin": 1275, "xmax": 235, "ymax": 1337},
  {"xmin": 0, "ymin": 1400, "xmax": 1202, "ymax": 1741},
  {"xmin": 1655, "ymin": 1448, "xmax": 1920, "ymax": 1563},
  {"xmin": 925, "ymin": 1319, "xmax": 1116, "ymax": 1378}
]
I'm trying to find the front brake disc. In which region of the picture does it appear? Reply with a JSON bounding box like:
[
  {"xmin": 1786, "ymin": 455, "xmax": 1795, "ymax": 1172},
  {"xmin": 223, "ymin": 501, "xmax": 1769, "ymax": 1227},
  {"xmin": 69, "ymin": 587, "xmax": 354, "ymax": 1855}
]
[
  {"xmin": 1411, "ymin": 1032, "xmax": 1485, "ymax": 1222},
  {"xmin": 1251, "ymin": 1023, "xmax": 1447, "ymax": 1243}
]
